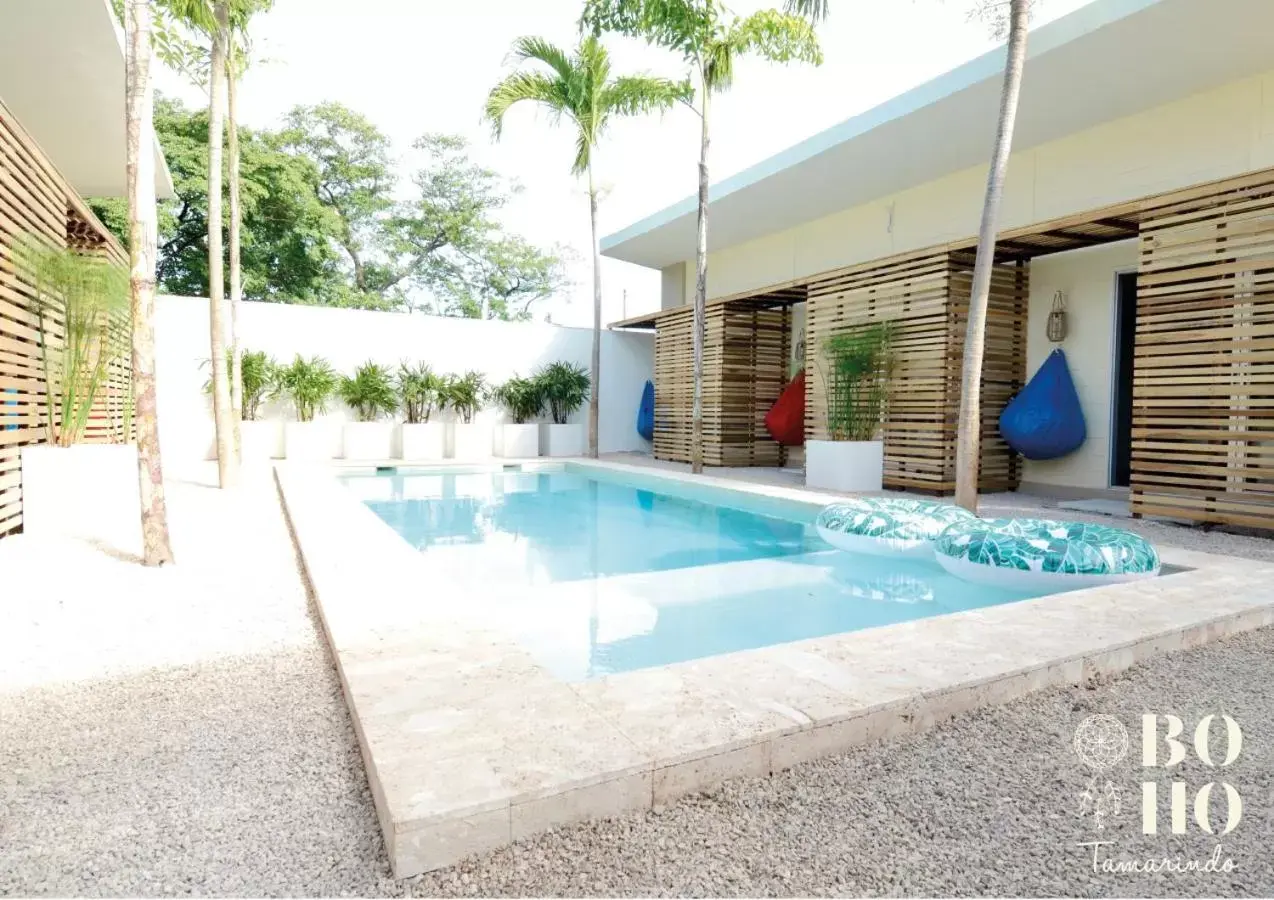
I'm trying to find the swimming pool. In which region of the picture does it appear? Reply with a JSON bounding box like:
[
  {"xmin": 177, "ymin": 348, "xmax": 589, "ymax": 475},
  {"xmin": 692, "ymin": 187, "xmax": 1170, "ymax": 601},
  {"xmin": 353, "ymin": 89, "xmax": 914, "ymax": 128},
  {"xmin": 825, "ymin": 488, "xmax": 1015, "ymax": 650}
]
[{"xmin": 340, "ymin": 464, "xmax": 1052, "ymax": 681}]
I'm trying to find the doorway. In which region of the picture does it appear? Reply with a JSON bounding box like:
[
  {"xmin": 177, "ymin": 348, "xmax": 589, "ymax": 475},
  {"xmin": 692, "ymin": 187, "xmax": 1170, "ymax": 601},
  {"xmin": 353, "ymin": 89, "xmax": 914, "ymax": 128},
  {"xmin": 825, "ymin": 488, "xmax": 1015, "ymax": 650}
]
[{"xmin": 1110, "ymin": 272, "xmax": 1137, "ymax": 487}]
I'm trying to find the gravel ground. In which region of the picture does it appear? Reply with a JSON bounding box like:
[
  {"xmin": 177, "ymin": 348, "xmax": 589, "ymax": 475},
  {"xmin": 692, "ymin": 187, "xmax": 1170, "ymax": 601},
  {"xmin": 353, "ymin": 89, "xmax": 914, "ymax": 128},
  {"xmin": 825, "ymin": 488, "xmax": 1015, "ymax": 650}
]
[{"xmin": 2, "ymin": 469, "xmax": 1272, "ymax": 897}]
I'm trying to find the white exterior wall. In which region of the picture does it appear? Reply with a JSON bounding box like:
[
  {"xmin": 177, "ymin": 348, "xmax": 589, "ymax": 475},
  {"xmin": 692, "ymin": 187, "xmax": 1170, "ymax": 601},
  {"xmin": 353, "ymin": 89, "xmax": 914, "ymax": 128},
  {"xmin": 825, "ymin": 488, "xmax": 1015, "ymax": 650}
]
[
  {"xmin": 154, "ymin": 296, "xmax": 654, "ymax": 462},
  {"xmin": 1020, "ymin": 241, "xmax": 1138, "ymax": 491},
  {"xmin": 676, "ymin": 68, "xmax": 1274, "ymax": 303}
]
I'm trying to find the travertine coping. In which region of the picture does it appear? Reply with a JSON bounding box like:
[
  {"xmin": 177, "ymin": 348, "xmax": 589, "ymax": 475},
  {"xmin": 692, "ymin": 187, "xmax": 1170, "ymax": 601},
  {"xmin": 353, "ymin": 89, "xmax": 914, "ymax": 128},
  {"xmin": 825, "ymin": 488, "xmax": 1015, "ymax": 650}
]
[{"xmin": 275, "ymin": 462, "xmax": 1274, "ymax": 878}]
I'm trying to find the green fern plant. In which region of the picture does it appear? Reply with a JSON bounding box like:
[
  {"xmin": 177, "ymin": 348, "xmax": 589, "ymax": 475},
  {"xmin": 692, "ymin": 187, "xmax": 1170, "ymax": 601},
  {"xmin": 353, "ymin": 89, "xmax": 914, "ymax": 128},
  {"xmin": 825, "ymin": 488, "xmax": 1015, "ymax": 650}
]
[
  {"xmin": 274, "ymin": 354, "xmax": 337, "ymax": 423},
  {"xmin": 339, "ymin": 361, "xmax": 398, "ymax": 422},
  {"xmin": 203, "ymin": 349, "xmax": 278, "ymax": 421}
]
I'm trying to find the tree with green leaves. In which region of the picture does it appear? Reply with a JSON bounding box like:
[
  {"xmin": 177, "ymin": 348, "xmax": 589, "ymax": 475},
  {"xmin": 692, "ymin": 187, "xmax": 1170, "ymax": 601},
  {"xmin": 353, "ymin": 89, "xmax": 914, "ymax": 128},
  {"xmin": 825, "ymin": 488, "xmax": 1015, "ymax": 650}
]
[
  {"xmin": 485, "ymin": 34, "xmax": 687, "ymax": 458},
  {"xmin": 275, "ymin": 102, "xmax": 395, "ymax": 296},
  {"xmin": 438, "ymin": 236, "xmax": 572, "ymax": 321},
  {"xmin": 581, "ymin": 1, "xmax": 821, "ymax": 472},
  {"xmin": 787, "ymin": 0, "xmax": 1031, "ymax": 511}
]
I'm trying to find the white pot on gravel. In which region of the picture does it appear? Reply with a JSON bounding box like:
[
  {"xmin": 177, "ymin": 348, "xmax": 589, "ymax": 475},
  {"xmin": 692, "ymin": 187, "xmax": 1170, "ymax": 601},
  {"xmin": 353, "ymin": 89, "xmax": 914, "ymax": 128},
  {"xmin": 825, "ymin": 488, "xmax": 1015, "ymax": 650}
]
[
  {"xmin": 805, "ymin": 439, "xmax": 883, "ymax": 493},
  {"xmin": 399, "ymin": 422, "xmax": 446, "ymax": 461},
  {"xmin": 543, "ymin": 423, "xmax": 585, "ymax": 458},
  {"xmin": 452, "ymin": 422, "xmax": 494, "ymax": 461},
  {"xmin": 284, "ymin": 421, "xmax": 338, "ymax": 462},
  {"xmin": 342, "ymin": 422, "xmax": 396, "ymax": 461},
  {"xmin": 20, "ymin": 444, "xmax": 141, "ymax": 545},
  {"xmin": 240, "ymin": 420, "xmax": 281, "ymax": 462},
  {"xmin": 497, "ymin": 423, "xmax": 539, "ymax": 458}
]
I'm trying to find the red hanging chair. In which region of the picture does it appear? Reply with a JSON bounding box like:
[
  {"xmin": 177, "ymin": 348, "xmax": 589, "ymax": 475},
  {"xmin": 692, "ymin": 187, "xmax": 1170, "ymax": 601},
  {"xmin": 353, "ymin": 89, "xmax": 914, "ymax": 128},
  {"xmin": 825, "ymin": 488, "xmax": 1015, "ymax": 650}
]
[{"xmin": 765, "ymin": 370, "xmax": 806, "ymax": 447}]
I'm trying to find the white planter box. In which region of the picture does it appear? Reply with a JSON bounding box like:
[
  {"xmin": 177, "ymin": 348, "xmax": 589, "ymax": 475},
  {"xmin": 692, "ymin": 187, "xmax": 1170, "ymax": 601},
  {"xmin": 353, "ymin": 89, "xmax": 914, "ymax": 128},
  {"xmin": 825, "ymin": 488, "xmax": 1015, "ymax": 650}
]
[
  {"xmin": 20, "ymin": 444, "xmax": 141, "ymax": 546},
  {"xmin": 240, "ymin": 420, "xmax": 281, "ymax": 463},
  {"xmin": 805, "ymin": 439, "xmax": 884, "ymax": 493},
  {"xmin": 543, "ymin": 423, "xmax": 586, "ymax": 458},
  {"xmin": 452, "ymin": 422, "xmax": 494, "ymax": 461},
  {"xmin": 497, "ymin": 423, "xmax": 539, "ymax": 458},
  {"xmin": 284, "ymin": 422, "xmax": 338, "ymax": 462},
  {"xmin": 399, "ymin": 422, "xmax": 446, "ymax": 461},
  {"xmin": 343, "ymin": 422, "xmax": 396, "ymax": 461}
]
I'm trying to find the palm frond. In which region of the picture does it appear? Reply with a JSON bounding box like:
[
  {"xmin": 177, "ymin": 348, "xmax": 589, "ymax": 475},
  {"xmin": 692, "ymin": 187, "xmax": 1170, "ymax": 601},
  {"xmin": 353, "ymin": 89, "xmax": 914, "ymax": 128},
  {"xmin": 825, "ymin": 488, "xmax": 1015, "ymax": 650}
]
[
  {"xmin": 600, "ymin": 75, "xmax": 693, "ymax": 119},
  {"xmin": 572, "ymin": 129, "xmax": 591, "ymax": 176},
  {"xmin": 727, "ymin": 9, "xmax": 823, "ymax": 68},
  {"xmin": 509, "ymin": 36, "xmax": 577, "ymax": 84},
  {"xmin": 484, "ymin": 71, "xmax": 570, "ymax": 140},
  {"xmin": 783, "ymin": 0, "xmax": 829, "ymax": 24}
]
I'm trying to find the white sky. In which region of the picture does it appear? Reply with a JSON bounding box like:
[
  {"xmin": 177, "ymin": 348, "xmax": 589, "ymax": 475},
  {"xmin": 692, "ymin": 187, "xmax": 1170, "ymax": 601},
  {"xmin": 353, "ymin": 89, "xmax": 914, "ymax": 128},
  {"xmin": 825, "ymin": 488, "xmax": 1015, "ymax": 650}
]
[{"xmin": 156, "ymin": 0, "xmax": 1094, "ymax": 327}]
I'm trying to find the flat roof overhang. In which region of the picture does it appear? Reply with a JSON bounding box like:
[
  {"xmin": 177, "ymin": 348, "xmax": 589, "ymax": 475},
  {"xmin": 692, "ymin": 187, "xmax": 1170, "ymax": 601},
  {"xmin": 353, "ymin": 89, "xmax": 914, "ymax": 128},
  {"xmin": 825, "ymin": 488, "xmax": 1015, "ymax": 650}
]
[
  {"xmin": 601, "ymin": 0, "xmax": 1274, "ymax": 270},
  {"xmin": 0, "ymin": 0, "xmax": 176, "ymax": 200}
]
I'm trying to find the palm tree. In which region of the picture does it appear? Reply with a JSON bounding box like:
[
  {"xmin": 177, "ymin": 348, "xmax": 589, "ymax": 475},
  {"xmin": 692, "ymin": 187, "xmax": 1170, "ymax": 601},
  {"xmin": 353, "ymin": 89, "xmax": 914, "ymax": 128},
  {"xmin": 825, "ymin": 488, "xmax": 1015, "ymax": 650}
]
[
  {"xmin": 582, "ymin": 1, "xmax": 822, "ymax": 473},
  {"xmin": 485, "ymin": 35, "xmax": 687, "ymax": 459},
  {"xmin": 124, "ymin": 0, "xmax": 176, "ymax": 565},
  {"xmin": 788, "ymin": 0, "xmax": 1032, "ymax": 510},
  {"xmin": 224, "ymin": 1, "xmax": 273, "ymax": 461},
  {"xmin": 204, "ymin": 0, "xmax": 237, "ymax": 487}
]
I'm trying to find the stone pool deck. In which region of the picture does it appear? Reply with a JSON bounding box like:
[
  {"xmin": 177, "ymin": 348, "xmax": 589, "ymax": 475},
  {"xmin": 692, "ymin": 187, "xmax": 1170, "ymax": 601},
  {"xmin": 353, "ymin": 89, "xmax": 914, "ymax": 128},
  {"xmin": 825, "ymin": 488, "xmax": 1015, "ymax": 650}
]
[{"xmin": 275, "ymin": 459, "xmax": 1274, "ymax": 877}]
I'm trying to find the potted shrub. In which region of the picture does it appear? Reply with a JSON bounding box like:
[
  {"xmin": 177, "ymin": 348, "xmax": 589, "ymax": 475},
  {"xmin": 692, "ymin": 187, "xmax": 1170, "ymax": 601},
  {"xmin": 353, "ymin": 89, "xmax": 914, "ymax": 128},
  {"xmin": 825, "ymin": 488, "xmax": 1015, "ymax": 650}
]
[
  {"xmin": 397, "ymin": 361, "xmax": 446, "ymax": 461},
  {"xmin": 491, "ymin": 375, "xmax": 543, "ymax": 458},
  {"xmin": 17, "ymin": 240, "xmax": 138, "ymax": 542},
  {"xmin": 338, "ymin": 361, "xmax": 398, "ymax": 460},
  {"xmin": 276, "ymin": 354, "xmax": 339, "ymax": 462},
  {"xmin": 807, "ymin": 323, "xmax": 894, "ymax": 492},
  {"xmin": 445, "ymin": 370, "xmax": 490, "ymax": 460},
  {"xmin": 205, "ymin": 349, "xmax": 280, "ymax": 462},
  {"xmin": 536, "ymin": 361, "xmax": 590, "ymax": 457}
]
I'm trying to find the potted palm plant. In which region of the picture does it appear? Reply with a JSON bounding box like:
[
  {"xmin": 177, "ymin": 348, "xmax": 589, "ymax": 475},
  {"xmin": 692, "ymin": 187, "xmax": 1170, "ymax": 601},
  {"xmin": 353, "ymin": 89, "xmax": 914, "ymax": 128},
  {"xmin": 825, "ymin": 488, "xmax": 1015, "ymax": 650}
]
[
  {"xmin": 276, "ymin": 354, "xmax": 339, "ymax": 462},
  {"xmin": 536, "ymin": 361, "xmax": 590, "ymax": 457},
  {"xmin": 339, "ymin": 361, "xmax": 398, "ymax": 460},
  {"xmin": 397, "ymin": 361, "xmax": 446, "ymax": 461},
  {"xmin": 445, "ymin": 370, "xmax": 490, "ymax": 460},
  {"xmin": 491, "ymin": 375, "xmax": 544, "ymax": 458},
  {"xmin": 807, "ymin": 323, "xmax": 894, "ymax": 492},
  {"xmin": 17, "ymin": 239, "xmax": 136, "ymax": 541},
  {"xmin": 206, "ymin": 349, "xmax": 280, "ymax": 462}
]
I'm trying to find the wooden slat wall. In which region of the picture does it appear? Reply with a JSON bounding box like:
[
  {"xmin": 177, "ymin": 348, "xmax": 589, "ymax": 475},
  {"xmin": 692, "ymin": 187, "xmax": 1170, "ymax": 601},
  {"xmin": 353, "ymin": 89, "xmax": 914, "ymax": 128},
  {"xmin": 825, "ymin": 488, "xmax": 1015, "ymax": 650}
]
[
  {"xmin": 803, "ymin": 250, "xmax": 1027, "ymax": 493},
  {"xmin": 948, "ymin": 254, "xmax": 1029, "ymax": 493},
  {"xmin": 653, "ymin": 302, "xmax": 790, "ymax": 466},
  {"xmin": 1133, "ymin": 170, "xmax": 1274, "ymax": 528},
  {"xmin": 0, "ymin": 98, "xmax": 131, "ymax": 536}
]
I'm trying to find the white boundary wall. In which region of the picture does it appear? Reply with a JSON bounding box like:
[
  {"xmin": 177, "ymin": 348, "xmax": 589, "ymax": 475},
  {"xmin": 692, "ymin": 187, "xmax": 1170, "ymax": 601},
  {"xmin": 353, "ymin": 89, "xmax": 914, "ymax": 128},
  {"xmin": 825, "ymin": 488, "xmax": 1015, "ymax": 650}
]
[{"xmin": 155, "ymin": 295, "xmax": 654, "ymax": 461}]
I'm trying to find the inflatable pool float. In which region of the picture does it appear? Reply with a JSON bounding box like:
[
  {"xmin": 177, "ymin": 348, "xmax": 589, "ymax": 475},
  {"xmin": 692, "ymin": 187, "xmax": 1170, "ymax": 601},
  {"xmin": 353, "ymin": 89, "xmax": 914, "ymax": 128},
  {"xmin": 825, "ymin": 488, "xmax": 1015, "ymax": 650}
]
[
  {"xmin": 815, "ymin": 497, "xmax": 976, "ymax": 558},
  {"xmin": 934, "ymin": 517, "xmax": 1160, "ymax": 590}
]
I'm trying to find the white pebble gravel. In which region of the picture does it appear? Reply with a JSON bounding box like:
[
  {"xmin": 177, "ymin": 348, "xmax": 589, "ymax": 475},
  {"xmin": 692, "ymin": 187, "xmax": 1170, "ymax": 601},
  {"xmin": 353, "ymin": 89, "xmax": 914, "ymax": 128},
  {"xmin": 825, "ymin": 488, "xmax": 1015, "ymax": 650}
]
[{"xmin": 2, "ymin": 470, "xmax": 1272, "ymax": 897}]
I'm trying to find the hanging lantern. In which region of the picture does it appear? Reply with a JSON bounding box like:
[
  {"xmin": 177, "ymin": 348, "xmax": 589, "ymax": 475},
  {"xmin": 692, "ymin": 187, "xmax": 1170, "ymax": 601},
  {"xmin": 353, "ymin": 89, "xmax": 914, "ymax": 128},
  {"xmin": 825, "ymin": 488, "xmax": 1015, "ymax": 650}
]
[{"xmin": 1047, "ymin": 290, "xmax": 1068, "ymax": 343}]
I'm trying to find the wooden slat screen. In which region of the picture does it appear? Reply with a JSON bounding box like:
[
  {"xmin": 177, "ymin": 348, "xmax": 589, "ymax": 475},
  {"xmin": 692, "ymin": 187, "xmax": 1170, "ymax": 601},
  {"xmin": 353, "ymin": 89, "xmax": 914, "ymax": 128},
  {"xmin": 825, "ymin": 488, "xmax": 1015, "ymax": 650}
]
[
  {"xmin": 804, "ymin": 250, "xmax": 1027, "ymax": 493},
  {"xmin": 0, "ymin": 98, "xmax": 131, "ymax": 536},
  {"xmin": 653, "ymin": 301, "xmax": 790, "ymax": 466},
  {"xmin": 1133, "ymin": 171, "xmax": 1274, "ymax": 528}
]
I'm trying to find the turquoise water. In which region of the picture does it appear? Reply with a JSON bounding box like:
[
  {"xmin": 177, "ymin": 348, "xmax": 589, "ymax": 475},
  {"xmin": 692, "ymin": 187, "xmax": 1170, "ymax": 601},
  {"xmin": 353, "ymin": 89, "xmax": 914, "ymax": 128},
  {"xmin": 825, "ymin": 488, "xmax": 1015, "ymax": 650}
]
[{"xmin": 341, "ymin": 466, "xmax": 1040, "ymax": 681}]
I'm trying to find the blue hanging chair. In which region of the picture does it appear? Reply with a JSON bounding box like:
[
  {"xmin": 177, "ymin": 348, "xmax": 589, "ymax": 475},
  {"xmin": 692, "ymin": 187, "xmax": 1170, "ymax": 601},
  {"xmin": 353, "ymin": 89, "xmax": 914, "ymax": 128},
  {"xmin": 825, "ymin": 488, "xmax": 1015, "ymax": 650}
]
[
  {"xmin": 1000, "ymin": 348, "xmax": 1086, "ymax": 460},
  {"xmin": 637, "ymin": 380, "xmax": 655, "ymax": 441}
]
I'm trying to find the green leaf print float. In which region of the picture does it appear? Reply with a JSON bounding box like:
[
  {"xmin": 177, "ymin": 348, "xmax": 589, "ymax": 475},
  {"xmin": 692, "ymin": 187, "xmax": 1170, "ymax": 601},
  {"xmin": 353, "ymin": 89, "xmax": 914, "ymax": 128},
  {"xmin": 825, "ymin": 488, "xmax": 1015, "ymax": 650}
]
[
  {"xmin": 933, "ymin": 517, "xmax": 1161, "ymax": 590},
  {"xmin": 816, "ymin": 497, "xmax": 976, "ymax": 558}
]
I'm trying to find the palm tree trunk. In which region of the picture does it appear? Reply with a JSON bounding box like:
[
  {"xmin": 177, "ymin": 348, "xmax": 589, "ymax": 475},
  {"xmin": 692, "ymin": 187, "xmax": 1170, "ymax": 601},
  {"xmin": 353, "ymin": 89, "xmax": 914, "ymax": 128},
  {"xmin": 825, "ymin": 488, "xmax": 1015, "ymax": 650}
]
[
  {"xmin": 953, "ymin": 0, "xmax": 1029, "ymax": 513},
  {"xmin": 227, "ymin": 43, "xmax": 243, "ymax": 463},
  {"xmin": 207, "ymin": 0, "xmax": 237, "ymax": 488},
  {"xmin": 691, "ymin": 82, "xmax": 710, "ymax": 475},
  {"xmin": 587, "ymin": 162, "xmax": 601, "ymax": 459},
  {"xmin": 124, "ymin": 0, "xmax": 175, "ymax": 566}
]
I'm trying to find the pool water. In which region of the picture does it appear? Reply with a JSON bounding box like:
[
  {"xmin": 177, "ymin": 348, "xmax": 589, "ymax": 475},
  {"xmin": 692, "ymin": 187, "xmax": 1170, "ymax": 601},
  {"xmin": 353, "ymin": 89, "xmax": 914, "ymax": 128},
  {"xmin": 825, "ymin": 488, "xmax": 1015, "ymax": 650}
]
[{"xmin": 342, "ymin": 466, "xmax": 1047, "ymax": 681}]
